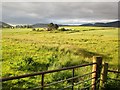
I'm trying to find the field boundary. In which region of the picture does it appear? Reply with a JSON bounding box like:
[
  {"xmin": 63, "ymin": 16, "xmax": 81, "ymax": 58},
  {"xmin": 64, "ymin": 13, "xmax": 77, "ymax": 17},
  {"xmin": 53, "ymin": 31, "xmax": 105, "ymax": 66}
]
[{"xmin": 1, "ymin": 56, "xmax": 120, "ymax": 90}]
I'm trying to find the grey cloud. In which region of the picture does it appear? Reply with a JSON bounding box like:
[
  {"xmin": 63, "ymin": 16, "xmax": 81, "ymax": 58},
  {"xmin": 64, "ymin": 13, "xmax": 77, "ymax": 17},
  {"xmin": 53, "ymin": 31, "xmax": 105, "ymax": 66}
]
[
  {"xmin": 2, "ymin": 2, "xmax": 118, "ymax": 24},
  {"xmin": 0, "ymin": 3, "xmax": 2, "ymax": 20},
  {"xmin": 2, "ymin": 0, "xmax": 120, "ymax": 2}
]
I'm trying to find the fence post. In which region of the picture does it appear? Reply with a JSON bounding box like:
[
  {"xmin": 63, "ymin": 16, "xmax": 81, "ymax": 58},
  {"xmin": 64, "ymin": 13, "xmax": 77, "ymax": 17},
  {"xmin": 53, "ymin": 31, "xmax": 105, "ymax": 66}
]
[
  {"xmin": 72, "ymin": 68, "xmax": 75, "ymax": 90},
  {"xmin": 99, "ymin": 62, "xmax": 108, "ymax": 90},
  {"xmin": 41, "ymin": 74, "xmax": 44, "ymax": 90},
  {"xmin": 92, "ymin": 56, "xmax": 102, "ymax": 90}
]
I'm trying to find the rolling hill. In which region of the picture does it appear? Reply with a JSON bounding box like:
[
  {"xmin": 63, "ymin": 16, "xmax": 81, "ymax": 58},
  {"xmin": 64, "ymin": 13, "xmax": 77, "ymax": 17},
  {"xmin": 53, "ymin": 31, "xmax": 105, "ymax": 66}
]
[
  {"xmin": 80, "ymin": 21, "xmax": 120, "ymax": 27},
  {"xmin": 31, "ymin": 23, "xmax": 48, "ymax": 28},
  {"xmin": 0, "ymin": 21, "xmax": 13, "ymax": 28}
]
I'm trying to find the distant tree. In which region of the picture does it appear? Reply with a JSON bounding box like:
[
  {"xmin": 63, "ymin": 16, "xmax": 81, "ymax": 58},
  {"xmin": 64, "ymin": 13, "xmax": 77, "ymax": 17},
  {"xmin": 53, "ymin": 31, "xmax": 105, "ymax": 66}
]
[
  {"xmin": 27, "ymin": 25, "xmax": 32, "ymax": 28},
  {"xmin": 21, "ymin": 25, "xmax": 24, "ymax": 28},
  {"xmin": 49, "ymin": 23, "xmax": 54, "ymax": 27},
  {"xmin": 47, "ymin": 23, "xmax": 54, "ymax": 31},
  {"xmin": 54, "ymin": 24, "xmax": 59, "ymax": 30},
  {"xmin": 47, "ymin": 23, "xmax": 59, "ymax": 31},
  {"xmin": 16, "ymin": 25, "xmax": 20, "ymax": 28},
  {"xmin": 23, "ymin": 25, "xmax": 27, "ymax": 28}
]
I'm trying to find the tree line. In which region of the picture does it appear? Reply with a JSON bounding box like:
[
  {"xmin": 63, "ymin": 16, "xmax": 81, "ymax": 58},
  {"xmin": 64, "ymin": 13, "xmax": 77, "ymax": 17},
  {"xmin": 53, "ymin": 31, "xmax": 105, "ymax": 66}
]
[{"xmin": 2, "ymin": 22, "xmax": 60, "ymax": 30}]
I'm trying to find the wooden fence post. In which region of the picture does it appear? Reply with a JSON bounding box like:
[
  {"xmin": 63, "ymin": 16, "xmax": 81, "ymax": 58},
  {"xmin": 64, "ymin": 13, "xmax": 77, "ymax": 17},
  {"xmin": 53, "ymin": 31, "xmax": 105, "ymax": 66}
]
[
  {"xmin": 99, "ymin": 62, "xmax": 108, "ymax": 90},
  {"xmin": 92, "ymin": 56, "xmax": 102, "ymax": 90},
  {"xmin": 41, "ymin": 74, "xmax": 44, "ymax": 90},
  {"xmin": 72, "ymin": 68, "xmax": 75, "ymax": 90}
]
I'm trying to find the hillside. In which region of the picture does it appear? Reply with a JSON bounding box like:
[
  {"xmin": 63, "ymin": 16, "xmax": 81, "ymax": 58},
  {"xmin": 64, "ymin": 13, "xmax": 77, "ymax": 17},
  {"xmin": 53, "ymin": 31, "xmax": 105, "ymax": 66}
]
[
  {"xmin": 0, "ymin": 21, "xmax": 13, "ymax": 28},
  {"xmin": 80, "ymin": 21, "xmax": 120, "ymax": 27},
  {"xmin": 32, "ymin": 23, "xmax": 48, "ymax": 28},
  {"xmin": 1, "ymin": 21, "xmax": 119, "ymax": 28}
]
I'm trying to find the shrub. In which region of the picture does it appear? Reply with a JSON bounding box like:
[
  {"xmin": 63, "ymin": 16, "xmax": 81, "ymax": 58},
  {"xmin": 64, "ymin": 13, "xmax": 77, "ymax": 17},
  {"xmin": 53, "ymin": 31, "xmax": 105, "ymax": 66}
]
[
  {"xmin": 32, "ymin": 28, "xmax": 36, "ymax": 31},
  {"xmin": 59, "ymin": 28, "xmax": 67, "ymax": 31},
  {"xmin": 105, "ymin": 79, "xmax": 120, "ymax": 90}
]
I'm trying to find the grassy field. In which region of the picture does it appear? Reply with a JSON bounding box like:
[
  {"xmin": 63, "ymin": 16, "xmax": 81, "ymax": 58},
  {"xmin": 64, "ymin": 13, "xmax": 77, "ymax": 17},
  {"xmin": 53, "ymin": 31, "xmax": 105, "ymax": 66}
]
[{"xmin": 1, "ymin": 26, "xmax": 119, "ymax": 89}]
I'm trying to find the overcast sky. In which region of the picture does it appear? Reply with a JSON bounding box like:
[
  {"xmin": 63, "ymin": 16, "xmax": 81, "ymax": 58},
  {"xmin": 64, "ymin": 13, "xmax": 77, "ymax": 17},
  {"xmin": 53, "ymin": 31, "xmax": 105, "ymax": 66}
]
[{"xmin": 2, "ymin": 2, "xmax": 119, "ymax": 25}]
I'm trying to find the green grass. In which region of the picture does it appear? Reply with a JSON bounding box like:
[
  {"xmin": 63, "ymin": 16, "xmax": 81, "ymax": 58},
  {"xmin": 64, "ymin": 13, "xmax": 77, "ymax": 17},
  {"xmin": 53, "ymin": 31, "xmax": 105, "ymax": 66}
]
[{"xmin": 1, "ymin": 26, "xmax": 119, "ymax": 89}]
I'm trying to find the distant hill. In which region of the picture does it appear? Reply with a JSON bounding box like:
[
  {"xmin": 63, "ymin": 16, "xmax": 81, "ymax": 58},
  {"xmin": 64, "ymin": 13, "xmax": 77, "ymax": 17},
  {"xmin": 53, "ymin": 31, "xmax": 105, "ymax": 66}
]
[
  {"xmin": 33, "ymin": 21, "xmax": 120, "ymax": 28},
  {"xmin": 1, "ymin": 20, "xmax": 119, "ymax": 28},
  {"xmin": 80, "ymin": 21, "xmax": 120, "ymax": 27},
  {"xmin": 0, "ymin": 21, "xmax": 13, "ymax": 28},
  {"xmin": 32, "ymin": 23, "xmax": 48, "ymax": 28},
  {"xmin": 104, "ymin": 21, "xmax": 120, "ymax": 27},
  {"xmin": 80, "ymin": 23, "xmax": 94, "ymax": 26}
]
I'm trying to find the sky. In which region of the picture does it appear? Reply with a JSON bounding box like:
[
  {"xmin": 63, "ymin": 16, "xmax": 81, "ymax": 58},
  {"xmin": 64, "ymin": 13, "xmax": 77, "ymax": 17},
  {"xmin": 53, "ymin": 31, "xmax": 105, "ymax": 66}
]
[{"xmin": 1, "ymin": 2, "xmax": 119, "ymax": 25}]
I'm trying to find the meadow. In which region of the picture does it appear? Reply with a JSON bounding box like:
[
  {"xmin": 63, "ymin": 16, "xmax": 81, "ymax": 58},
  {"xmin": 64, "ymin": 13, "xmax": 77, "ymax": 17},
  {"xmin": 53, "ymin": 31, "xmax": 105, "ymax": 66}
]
[{"xmin": 1, "ymin": 26, "xmax": 119, "ymax": 89}]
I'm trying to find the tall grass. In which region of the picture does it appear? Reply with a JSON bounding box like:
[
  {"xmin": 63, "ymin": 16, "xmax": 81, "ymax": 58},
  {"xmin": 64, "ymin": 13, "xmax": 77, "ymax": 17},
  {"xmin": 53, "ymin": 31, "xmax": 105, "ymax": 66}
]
[{"xmin": 2, "ymin": 26, "xmax": 119, "ymax": 89}]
